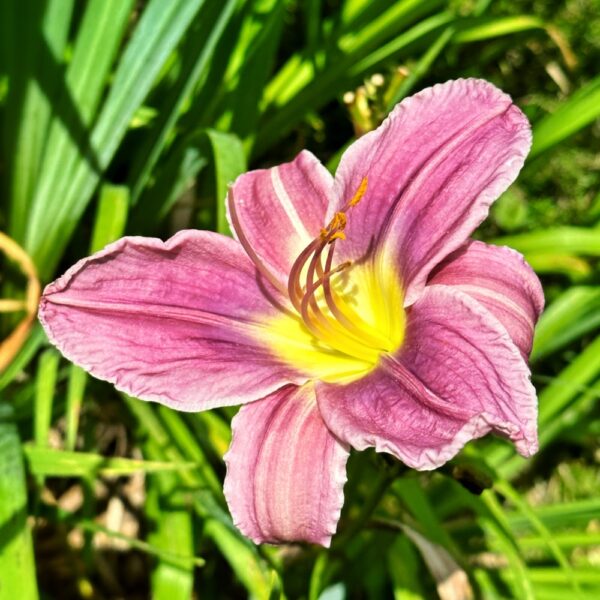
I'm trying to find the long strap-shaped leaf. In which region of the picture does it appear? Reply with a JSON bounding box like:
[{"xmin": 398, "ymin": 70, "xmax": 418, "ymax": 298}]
[
  {"xmin": 529, "ymin": 74, "xmax": 600, "ymax": 159},
  {"xmin": 128, "ymin": 0, "xmax": 238, "ymax": 204},
  {"xmin": 23, "ymin": 445, "xmax": 198, "ymax": 477},
  {"xmin": 1, "ymin": 0, "xmax": 74, "ymax": 242},
  {"xmin": 26, "ymin": 0, "xmax": 135, "ymax": 256},
  {"xmin": 25, "ymin": 0, "xmax": 206, "ymax": 280},
  {"xmin": 0, "ymin": 404, "xmax": 39, "ymax": 600}
]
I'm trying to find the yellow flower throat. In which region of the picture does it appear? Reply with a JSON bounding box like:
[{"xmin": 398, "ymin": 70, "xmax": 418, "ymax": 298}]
[{"xmin": 267, "ymin": 178, "xmax": 406, "ymax": 383}]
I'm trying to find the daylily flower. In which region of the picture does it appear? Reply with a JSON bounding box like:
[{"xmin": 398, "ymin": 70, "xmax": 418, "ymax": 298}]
[{"xmin": 39, "ymin": 79, "xmax": 543, "ymax": 547}]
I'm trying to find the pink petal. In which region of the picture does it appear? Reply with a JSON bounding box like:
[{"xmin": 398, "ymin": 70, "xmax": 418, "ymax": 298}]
[
  {"xmin": 331, "ymin": 79, "xmax": 532, "ymax": 305},
  {"xmin": 428, "ymin": 240, "xmax": 544, "ymax": 358},
  {"xmin": 227, "ymin": 150, "xmax": 333, "ymax": 291},
  {"xmin": 224, "ymin": 384, "xmax": 348, "ymax": 546},
  {"xmin": 39, "ymin": 231, "xmax": 304, "ymax": 411},
  {"xmin": 317, "ymin": 285, "xmax": 538, "ymax": 470}
]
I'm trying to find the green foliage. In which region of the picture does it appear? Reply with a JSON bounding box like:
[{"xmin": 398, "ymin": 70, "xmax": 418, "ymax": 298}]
[
  {"xmin": 0, "ymin": 404, "xmax": 38, "ymax": 600},
  {"xmin": 1, "ymin": 0, "xmax": 599, "ymax": 598}
]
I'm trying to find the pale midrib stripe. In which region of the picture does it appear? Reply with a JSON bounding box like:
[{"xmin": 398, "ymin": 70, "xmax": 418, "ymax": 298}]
[
  {"xmin": 454, "ymin": 283, "xmax": 533, "ymax": 332},
  {"xmin": 45, "ymin": 294, "xmax": 265, "ymax": 333},
  {"xmin": 271, "ymin": 167, "xmax": 311, "ymax": 241}
]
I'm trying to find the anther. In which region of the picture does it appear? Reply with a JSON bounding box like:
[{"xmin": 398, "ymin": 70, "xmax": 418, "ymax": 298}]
[
  {"xmin": 348, "ymin": 177, "xmax": 368, "ymax": 207},
  {"xmin": 328, "ymin": 231, "xmax": 346, "ymax": 243},
  {"xmin": 320, "ymin": 212, "xmax": 348, "ymax": 240},
  {"xmin": 287, "ymin": 177, "xmax": 372, "ymax": 353}
]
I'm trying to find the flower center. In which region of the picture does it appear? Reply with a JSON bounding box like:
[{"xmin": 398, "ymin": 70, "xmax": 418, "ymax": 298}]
[{"xmin": 270, "ymin": 178, "xmax": 406, "ymax": 381}]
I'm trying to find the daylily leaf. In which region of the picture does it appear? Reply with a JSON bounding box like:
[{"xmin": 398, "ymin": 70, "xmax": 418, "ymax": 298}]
[
  {"xmin": 400, "ymin": 524, "xmax": 474, "ymax": 600},
  {"xmin": 0, "ymin": 404, "xmax": 39, "ymax": 599},
  {"xmin": 24, "ymin": 446, "xmax": 198, "ymax": 477},
  {"xmin": 203, "ymin": 129, "xmax": 247, "ymax": 236}
]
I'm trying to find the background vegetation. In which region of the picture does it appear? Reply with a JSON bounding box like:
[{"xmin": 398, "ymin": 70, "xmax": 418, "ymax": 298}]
[{"xmin": 1, "ymin": 0, "xmax": 599, "ymax": 598}]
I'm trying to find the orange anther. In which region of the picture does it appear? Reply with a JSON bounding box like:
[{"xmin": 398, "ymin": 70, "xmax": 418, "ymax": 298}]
[
  {"xmin": 328, "ymin": 231, "xmax": 346, "ymax": 243},
  {"xmin": 321, "ymin": 211, "xmax": 348, "ymax": 240},
  {"xmin": 332, "ymin": 212, "xmax": 347, "ymax": 229},
  {"xmin": 349, "ymin": 177, "xmax": 368, "ymax": 207}
]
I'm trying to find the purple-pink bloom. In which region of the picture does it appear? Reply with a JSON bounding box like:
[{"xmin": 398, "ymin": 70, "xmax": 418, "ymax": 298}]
[{"xmin": 39, "ymin": 79, "xmax": 543, "ymax": 547}]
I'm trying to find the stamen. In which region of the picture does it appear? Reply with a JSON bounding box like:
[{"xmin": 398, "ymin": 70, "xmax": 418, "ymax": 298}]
[
  {"xmin": 285, "ymin": 176, "xmax": 388, "ymax": 364},
  {"xmin": 300, "ymin": 252, "xmax": 377, "ymax": 362},
  {"xmin": 287, "ymin": 238, "xmax": 321, "ymax": 312},
  {"xmin": 289, "ymin": 208, "xmax": 350, "ymax": 311}
]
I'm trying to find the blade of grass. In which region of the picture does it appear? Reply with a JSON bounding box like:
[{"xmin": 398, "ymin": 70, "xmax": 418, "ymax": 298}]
[
  {"xmin": 34, "ymin": 348, "xmax": 59, "ymax": 448},
  {"xmin": 529, "ymin": 74, "xmax": 600, "ymax": 159},
  {"xmin": 0, "ymin": 404, "xmax": 39, "ymax": 600},
  {"xmin": 194, "ymin": 490, "xmax": 277, "ymax": 600},
  {"xmin": 452, "ymin": 15, "xmax": 546, "ymax": 43},
  {"xmin": 218, "ymin": 0, "xmax": 286, "ymax": 144},
  {"xmin": 479, "ymin": 490, "xmax": 535, "ymax": 600},
  {"xmin": 90, "ymin": 184, "xmax": 129, "ymax": 253},
  {"xmin": 305, "ymin": 0, "xmax": 322, "ymax": 59},
  {"xmin": 339, "ymin": 0, "xmax": 444, "ymax": 54},
  {"xmin": 524, "ymin": 253, "xmax": 591, "ymax": 280},
  {"xmin": 387, "ymin": 535, "xmax": 427, "ymax": 600},
  {"xmin": 348, "ymin": 11, "xmax": 455, "ymax": 77},
  {"xmin": 472, "ymin": 569, "xmax": 504, "ymax": 600},
  {"xmin": 308, "ymin": 552, "xmax": 331, "ymax": 600},
  {"xmin": 493, "ymin": 227, "xmax": 600, "ymax": 257},
  {"xmin": 535, "ymin": 335, "xmax": 600, "ymax": 426},
  {"xmin": 2, "ymin": 0, "xmax": 75, "ymax": 243},
  {"xmin": 532, "ymin": 589, "xmax": 600, "ymax": 600},
  {"xmin": 531, "ymin": 286, "xmax": 600, "ymax": 362},
  {"xmin": 203, "ymin": 129, "xmax": 246, "ymax": 235},
  {"xmin": 24, "ymin": 446, "xmax": 198, "ymax": 477},
  {"xmin": 27, "ymin": 0, "xmax": 206, "ymax": 279},
  {"xmin": 128, "ymin": 0, "xmax": 238, "ymax": 204},
  {"xmin": 506, "ymin": 498, "xmax": 600, "ymax": 532},
  {"xmin": 535, "ymin": 375, "xmax": 599, "ymax": 445},
  {"xmin": 495, "ymin": 480, "xmax": 580, "ymax": 593},
  {"xmin": 147, "ymin": 465, "xmax": 195, "ymax": 599},
  {"xmin": 27, "ymin": 0, "xmax": 134, "ymax": 260},
  {"xmin": 519, "ymin": 531, "xmax": 600, "ymax": 550},
  {"xmin": 65, "ymin": 365, "xmax": 86, "ymax": 451},
  {"xmin": 507, "ymin": 567, "xmax": 600, "ymax": 585},
  {"xmin": 158, "ymin": 406, "xmax": 223, "ymax": 500},
  {"xmin": 392, "ymin": 476, "xmax": 459, "ymax": 553}
]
